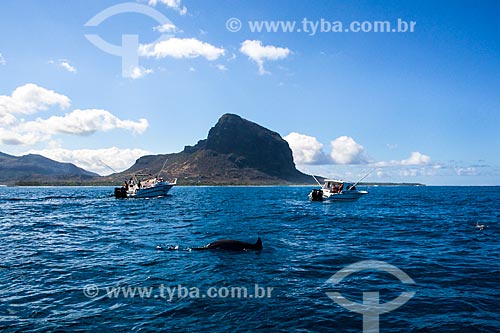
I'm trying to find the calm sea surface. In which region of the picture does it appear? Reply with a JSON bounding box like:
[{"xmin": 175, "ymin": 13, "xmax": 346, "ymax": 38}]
[{"xmin": 0, "ymin": 186, "xmax": 499, "ymax": 332}]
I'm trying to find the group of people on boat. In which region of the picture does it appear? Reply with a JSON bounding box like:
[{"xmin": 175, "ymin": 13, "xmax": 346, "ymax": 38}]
[
  {"xmin": 123, "ymin": 175, "xmax": 163, "ymax": 191},
  {"xmin": 330, "ymin": 183, "xmax": 344, "ymax": 193}
]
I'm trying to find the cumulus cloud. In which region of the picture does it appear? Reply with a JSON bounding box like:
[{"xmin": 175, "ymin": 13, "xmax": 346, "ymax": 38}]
[
  {"xmin": 0, "ymin": 53, "xmax": 5, "ymax": 65},
  {"xmin": 128, "ymin": 66, "xmax": 154, "ymax": 79},
  {"xmin": 20, "ymin": 109, "xmax": 148, "ymax": 136},
  {"xmin": 454, "ymin": 166, "xmax": 478, "ymax": 176},
  {"xmin": 139, "ymin": 38, "xmax": 225, "ymax": 61},
  {"xmin": 375, "ymin": 152, "xmax": 431, "ymax": 167},
  {"xmin": 26, "ymin": 147, "xmax": 152, "ymax": 175},
  {"xmin": 148, "ymin": 0, "xmax": 187, "ymax": 15},
  {"xmin": 153, "ymin": 22, "xmax": 178, "ymax": 33},
  {"xmin": 0, "ymin": 84, "xmax": 149, "ymax": 145},
  {"xmin": 0, "ymin": 83, "xmax": 70, "ymax": 125},
  {"xmin": 283, "ymin": 131, "xmax": 433, "ymax": 171},
  {"xmin": 240, "ymin": 40, "xmax": 291, "ymax": 75},
  {"xmin": 1, "ymin": 109, "xmax": 148, "ymax": 145},
  {"xmin": 50, "ymin": 59, "xmax": 77, "ymax": 73},
  {"xmin": 401, "ymin": 151, "xmax": 431, "ymax": 165},
  {"xmin": 61, "ymin": 61, "xmax": 76, "ymax": 73},
  {"xmin": 285, "ymin": 133, "xmax": 369, "ymax": 165},
  {"xmin": 284, "ymin": 132, "xmax": 328, "ymax": 164},
  {"xmin": 215, "ymin": 64, "xmax": 227, "ymax": 71},
  {"xmin": 330, "ymin": 136, "xmax": 369, "ymax": 164}
]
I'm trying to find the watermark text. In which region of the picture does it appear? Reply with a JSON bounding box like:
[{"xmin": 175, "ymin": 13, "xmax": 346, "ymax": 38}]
[
  {"xmin": 227, "ymin": 18, "xmax": 416, "ymax": 35},
  {"xmin": 83, "ymin": 283, "xmax": 273, "ymax": 301}
]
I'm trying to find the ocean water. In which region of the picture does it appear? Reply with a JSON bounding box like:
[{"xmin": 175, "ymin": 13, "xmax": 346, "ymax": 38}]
[{"xmin": 0, "ymin": 186, "xmax": 499, "ymax": 332}]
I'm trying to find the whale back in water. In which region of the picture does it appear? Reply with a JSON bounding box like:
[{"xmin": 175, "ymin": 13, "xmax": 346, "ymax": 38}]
[{"xmin": 193, "ymin": 237, "xmax": 262, "ymax": 251}]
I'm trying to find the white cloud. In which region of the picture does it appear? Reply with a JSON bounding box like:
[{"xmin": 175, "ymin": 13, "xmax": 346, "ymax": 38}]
[
  {"xmin": 401, "ymin": 151, "xmax": 431, "ymax": 165},
  {"xmin": 128, "ymin": 66, "xmax": 154, "ymax": 79},
  {"xmin": 215, "ymin": 64, "xmax": 227, "ymax": 71},
  {"xmin": 0, "ymin": 84, "xmax": 148, "ymax": 145},
  {"xmin": 26, "ymin": 147, "xmax": 152, "ymax": 175},
  {"xmin": 153, "ymin": 23, "xmax": 178, "ymax": 33},
  {"xmin": 454, "ymin": 166, "xmax": 478, "ymax": 176},
  {"xmin": 0, "ymin": 83, "xmax": 70, "ymax": 125},
  {"xmin": 330, "ymin": 136, "xmax": 369, "ymax": 164},
  {"xmin": 148, "ymin": 0, "xmax": 187, "ymax": 15},
  {"xmin": 284, "ymin": 132, "xmax": 328, "ymax": 164},
  {"xmin": 49, "ymin": 59, "xmax": 77, "ymax": 73},
  {"xmin": 240, "ymin": 40, "xmax": 291, "ymax": 75},
  {"xmin": 0, "ymin": 53, "xmax": 5, "ymax": 65},
  {"xmin": 59, "ymin": 60, "xmax": 77, "ymax": 73},
  {"xmin": 375, "ymin": 152, "xmax": 431, "ymax": 167},
  {"xmin": 21, "ymin": 109, "xmax": 148, "ymax": 136},
  {"xmin": 284, "ymin": 131, "xmax": 432, "ymax": 170},
  {"xmin": 285, "ymin": 133, "xmax": 368, "ymax": 165},
  {"xmin": 139, "ymin": 38, "xmax": 225, "ymax": 61}
]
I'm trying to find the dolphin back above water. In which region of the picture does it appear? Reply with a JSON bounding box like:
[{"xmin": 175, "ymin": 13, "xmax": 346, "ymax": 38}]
[{"xmin": 191, "ymin": 237, "xmax": 263, "ymax": 251}]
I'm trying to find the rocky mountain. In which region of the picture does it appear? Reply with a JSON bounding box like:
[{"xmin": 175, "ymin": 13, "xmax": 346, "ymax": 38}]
[
  {"xmin": 108, "ymin": 114, "xmax": 313, "ymax": 185},
  {"xmin": 0, "ymin": 152, "xmax": 98, "ymax": 185}
]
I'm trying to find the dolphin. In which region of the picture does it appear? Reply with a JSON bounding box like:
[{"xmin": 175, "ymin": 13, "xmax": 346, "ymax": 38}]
[{"xmin": 191, "ymin": 237, "xmax": 262, "ymax": 251}]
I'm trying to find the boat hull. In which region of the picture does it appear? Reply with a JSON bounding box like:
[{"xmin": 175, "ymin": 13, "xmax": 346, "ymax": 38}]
[
  {"xmin": 322, "ymin": 190, "xmax": 368, "ymax": 201},
  {"xmin": 115, "ymin": 181, "xmax": 176, "ymax": 199},
  {"xmin": 309, "ymin": 190, "xmax": 368, "ymax": 201},
  {"xmin": 133, "ymin": 182, "xmax": 175, "ymax": 198}
]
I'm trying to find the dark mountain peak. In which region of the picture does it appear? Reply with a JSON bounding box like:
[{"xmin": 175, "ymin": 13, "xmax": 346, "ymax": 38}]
[
  {"xmin": 178, "ymin": 114, "xmax": 307, "ymax": 181},
  {"xmin": 205, "ymin": 113, "xmax": 281, "ymax": 151},
  {"xmin": 217, "ymin": 113, "xmax": 244, "ymax": 123},
  {"xmin": 113, "ymin": 114, "xmax": 313, "ymax": 185}
]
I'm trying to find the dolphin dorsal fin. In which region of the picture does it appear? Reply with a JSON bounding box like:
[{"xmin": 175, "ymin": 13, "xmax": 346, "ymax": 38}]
[{"xmin": 255, "ymin": 237, "xmax": 263, "ymax": 250}]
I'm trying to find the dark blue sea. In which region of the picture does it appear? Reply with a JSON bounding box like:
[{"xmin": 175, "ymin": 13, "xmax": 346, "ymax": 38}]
[{"xmin": 0, "ymin": 186, "xmax": 499, "ymax": 332}]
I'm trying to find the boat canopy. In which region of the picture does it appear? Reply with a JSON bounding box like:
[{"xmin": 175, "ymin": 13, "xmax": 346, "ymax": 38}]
[
  {"xmin": 323, "ymin": 179, "xmax": 356, "ymax": 190},
  {"xmin": 324, "ymin": 179, "xmax": 344, "ymax": 183}
]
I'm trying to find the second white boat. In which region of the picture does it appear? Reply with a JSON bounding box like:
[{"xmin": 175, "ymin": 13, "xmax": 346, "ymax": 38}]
[{"xmin": 309, "ymin": 178, "xmax": 368, "ymax": 201}]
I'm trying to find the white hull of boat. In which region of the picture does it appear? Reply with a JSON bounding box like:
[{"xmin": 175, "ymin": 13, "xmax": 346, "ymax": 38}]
[
  {"xmin": 115, "ymin": 179, "xmax": 177, "ymax": 199},
  {"xmin": 132, "ymin": 182, "xmax": 175, "ymax": 198},
  {"xmin": 321, "ymin": 190, "xmax": 368, "ymax": 201}
]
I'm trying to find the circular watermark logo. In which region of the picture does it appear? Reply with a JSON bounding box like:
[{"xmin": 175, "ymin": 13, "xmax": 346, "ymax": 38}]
[
  {"xmin": 83, "ymin": 284, "xmax": 99, "ymax": 298},
  {"xmin": 226, "ymin": 17, "xmax": 242, "ymax": 32},
  {"xmin": 84, "ymin": 2, "xmax": 174, "ymax": 78},
  {"xmin": 325, "ymin": 260, "xmax": 416, "ymax": 333}
]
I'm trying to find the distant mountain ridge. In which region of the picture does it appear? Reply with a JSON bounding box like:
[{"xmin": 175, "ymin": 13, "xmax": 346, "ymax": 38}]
[
  {"xmin": 0, "ymin": 152, "xmax": 98, "ymax": 185},
  {"xmin": 108, "ymin": 114, "xmax": 314, "ymax": 185},
  {"xmin": 0, "ymin": 115, "xmax": 426, "ymax": 186}
]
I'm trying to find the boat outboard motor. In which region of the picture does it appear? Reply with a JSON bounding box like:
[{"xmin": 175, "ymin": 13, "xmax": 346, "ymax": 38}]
[
  {"xmin": 311, "ymin": 189, "xmax": 323, "ymax": 201},
  {"xmin": 114, "ymin": 187, "xmax": 127, "ymax": 198}
]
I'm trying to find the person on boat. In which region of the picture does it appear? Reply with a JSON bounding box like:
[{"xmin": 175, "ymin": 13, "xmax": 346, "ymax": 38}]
[{"xmin": 338, "ymin": 183, "xmax": 344, "ymax": 192}]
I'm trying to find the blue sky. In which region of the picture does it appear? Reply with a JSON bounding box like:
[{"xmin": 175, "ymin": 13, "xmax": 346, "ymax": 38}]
[{"xmin": 0, "ymin": 0, "xmax": 499, "ymax": 185}]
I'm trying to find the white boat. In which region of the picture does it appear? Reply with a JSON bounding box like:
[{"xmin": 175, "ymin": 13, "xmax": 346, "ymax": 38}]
[
  {"xmin": 309, "ymin": 179, "xmax": 368, "ymax": 201},
  {"xmin": 114, "ymin": 174, "xmax": 177, "ymax": 198}
]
